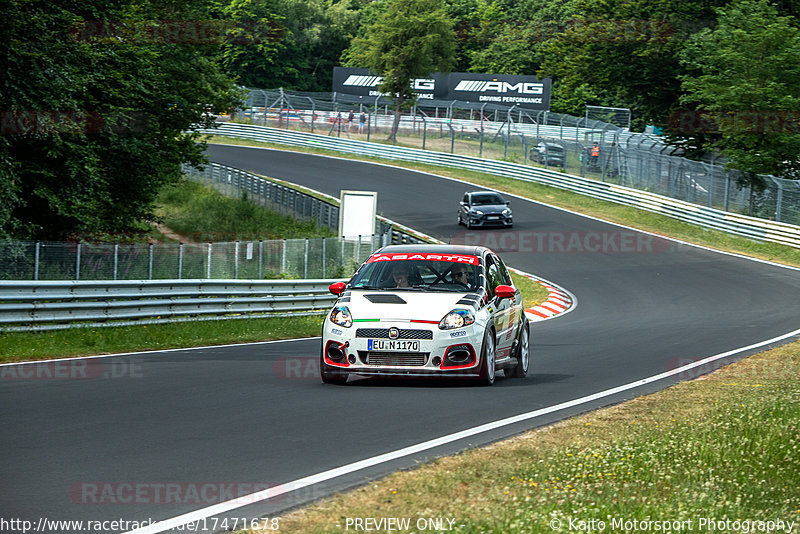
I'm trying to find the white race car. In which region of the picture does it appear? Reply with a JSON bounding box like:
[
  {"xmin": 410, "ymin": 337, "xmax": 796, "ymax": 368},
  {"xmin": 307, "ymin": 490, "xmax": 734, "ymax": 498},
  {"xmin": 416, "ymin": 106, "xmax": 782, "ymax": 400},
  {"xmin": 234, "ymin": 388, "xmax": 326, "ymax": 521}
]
[{"xmin": 321, "ymin": 244, "xmax": 530, "ymax": 385}]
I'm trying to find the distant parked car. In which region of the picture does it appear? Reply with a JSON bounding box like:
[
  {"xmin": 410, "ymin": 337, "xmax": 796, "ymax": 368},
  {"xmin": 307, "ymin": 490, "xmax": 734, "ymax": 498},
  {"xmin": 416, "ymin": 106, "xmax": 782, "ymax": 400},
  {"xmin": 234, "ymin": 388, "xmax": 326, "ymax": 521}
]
[
  {"xmin": 531, "ymin": 142, "xmax": 566, "ymax": 168},
  {"xmin": 458, "ymin": 191, "xmax": 513, "ymax": 229}
]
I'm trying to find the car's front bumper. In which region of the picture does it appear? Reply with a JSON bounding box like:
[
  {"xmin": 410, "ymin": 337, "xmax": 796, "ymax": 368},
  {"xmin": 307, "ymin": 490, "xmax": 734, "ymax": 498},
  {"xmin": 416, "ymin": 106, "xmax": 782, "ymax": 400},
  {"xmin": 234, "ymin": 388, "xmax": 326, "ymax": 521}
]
[
  {"xmin": 322, "ymin": 320, "xmax": 484, "ymax": 379},
  {"xmin": 468, "ymin": 214, "xmax": 513, "ymax": 227}
]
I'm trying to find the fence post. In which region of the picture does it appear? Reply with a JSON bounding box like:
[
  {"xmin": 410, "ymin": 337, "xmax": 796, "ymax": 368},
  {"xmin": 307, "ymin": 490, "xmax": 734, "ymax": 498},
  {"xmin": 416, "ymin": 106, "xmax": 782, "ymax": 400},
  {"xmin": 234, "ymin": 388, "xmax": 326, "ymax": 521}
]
[
  {"xmin": 34, "ymin": 242, "xmax": 40, "ymax": 281},
  {"xmin": 281, "ymin": 239, "xmax": 287, "ymax": 274},
  {"xmin": 148, "ymin": 243, "xmax": 154, "ymax": 280},
  {"xmin": 234, "ymin": 241, "xmax": 240, "ymax": 279},
  {"xmin": 113, "ymin": 243, "xmax": 119, "ymax": 280},
  {"xmin": 207, "ymin": 243, "xmax": 213, "ymax": 279},
  {"xmin": 322, "ymin": 237, "xmax": 326, "ymax": 278},
  {"xmin": 258, "ymin": 240, "xmax": 263, "ymax": 278},
  {"xmin": 75, "ymin": 243, "xmax": 81, "ymax": 281},
  {"xmin": 304, "ymin": 238, "xmax": 309, "ymax": 278},
  {"xmin": 178, "ymin": 243, "xmax": 183, "ymax": 280}
]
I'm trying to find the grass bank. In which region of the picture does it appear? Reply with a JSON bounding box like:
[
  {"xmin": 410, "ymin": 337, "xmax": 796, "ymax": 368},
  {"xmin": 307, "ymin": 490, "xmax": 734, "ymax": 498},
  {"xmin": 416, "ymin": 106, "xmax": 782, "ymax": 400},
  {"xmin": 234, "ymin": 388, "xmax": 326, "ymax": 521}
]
[
  {"xmin": 156, "ymin": 179, "xmax": 336, "ymax": 241},
  {"xmin": 253, "ymin": 339, "xmax": 800, "ymax": 533},
  {"xmin": 204, "ymin": 135, "xmax": 800, "ymax": 269}
]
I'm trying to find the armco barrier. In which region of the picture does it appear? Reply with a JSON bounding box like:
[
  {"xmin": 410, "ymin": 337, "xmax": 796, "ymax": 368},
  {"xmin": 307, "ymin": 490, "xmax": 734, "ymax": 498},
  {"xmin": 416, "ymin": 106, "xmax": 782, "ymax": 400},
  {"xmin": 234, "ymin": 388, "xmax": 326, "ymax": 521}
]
[
  {"xmin": 0, "ymin": 279, "xmax": 345, "ymax": 331},
  {"xmin": 202, "ymin": 123, "xmax": 800, "ymax": 249}
]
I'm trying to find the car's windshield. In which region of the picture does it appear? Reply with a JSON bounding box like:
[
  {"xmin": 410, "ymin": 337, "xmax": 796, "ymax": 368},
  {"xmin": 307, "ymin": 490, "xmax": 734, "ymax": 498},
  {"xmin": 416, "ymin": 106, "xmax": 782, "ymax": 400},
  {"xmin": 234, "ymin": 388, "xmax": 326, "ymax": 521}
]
[
  {"xmin": 351, "ymin": 255, "xmax": 480, "ymax": 292},
  {"xmin": 472, "ymin": 194, "xmax": 504, "ymax": 206}
]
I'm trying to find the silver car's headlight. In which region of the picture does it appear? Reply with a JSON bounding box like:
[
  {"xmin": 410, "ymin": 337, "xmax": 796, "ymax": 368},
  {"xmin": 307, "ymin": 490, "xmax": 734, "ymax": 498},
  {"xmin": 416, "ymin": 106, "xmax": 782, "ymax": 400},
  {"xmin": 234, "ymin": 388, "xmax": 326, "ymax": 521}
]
[
  {"xmin": 470, "ymin": 209, "xmax": 484, "ymax": 216},
  {"xmin": 502, "ymin": 208, "xmax": 511, "ymax": 215},
  {"xmin": 329, "ymin": 306, "xmax": 353, "ymax": 328},
  {"xmin": 438, "ymin": 309, "xmax": 475, "ymax": 330}
]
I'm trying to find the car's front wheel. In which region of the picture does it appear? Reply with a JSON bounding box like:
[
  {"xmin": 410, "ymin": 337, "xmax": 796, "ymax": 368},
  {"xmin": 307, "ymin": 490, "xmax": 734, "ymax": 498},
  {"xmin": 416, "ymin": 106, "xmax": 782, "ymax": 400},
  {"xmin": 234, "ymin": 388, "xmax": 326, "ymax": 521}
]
[
  {"xmin": 508, "ymin": 318, "xmax": 529, "ymax": 378},
  {"xmin": 320, "ymin": 353, "xmax": 348, "ymax": 385},
  {"xmin": 478, "ymin": 327, "xmax": 496, "ymax": 386}
]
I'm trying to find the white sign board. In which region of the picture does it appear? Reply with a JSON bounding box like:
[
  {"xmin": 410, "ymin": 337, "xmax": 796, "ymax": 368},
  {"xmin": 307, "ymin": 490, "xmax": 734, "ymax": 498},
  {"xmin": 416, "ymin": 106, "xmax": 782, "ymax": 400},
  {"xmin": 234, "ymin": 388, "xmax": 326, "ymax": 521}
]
[{"xmin": 339, "ymin": 190, "xmax": 377, "ymax": 239}]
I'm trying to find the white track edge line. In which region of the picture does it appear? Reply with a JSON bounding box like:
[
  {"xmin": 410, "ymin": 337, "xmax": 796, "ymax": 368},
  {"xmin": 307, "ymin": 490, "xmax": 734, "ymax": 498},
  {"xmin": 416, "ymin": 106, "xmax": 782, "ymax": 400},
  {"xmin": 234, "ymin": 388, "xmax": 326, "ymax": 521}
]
[
  {"xmin": 0, "ymin": 337, "xmax": 321, "ymax": 367},
  {"xmin": 124, "ymin": 326, "xmax": 800, "ymax": 534}
]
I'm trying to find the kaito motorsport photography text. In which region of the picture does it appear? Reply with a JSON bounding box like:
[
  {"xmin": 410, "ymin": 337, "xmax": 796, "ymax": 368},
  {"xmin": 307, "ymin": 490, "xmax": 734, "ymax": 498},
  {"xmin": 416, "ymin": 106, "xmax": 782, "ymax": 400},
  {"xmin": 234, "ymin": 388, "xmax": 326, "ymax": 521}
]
[{"xmin": 552, "ymin": 517, "xmax": 796, "ymax": 533}]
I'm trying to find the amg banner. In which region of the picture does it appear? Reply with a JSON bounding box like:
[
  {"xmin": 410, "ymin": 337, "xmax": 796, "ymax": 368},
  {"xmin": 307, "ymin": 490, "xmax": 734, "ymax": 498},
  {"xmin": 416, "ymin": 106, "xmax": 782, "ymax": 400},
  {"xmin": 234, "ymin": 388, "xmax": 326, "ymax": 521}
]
[
  {"xmin": 333, "ymin": 67, "xmax": 551, "ymax": 110},
  {"xmin": 332, "ymin": 67, "xmax": 446, "ymax": 100}
]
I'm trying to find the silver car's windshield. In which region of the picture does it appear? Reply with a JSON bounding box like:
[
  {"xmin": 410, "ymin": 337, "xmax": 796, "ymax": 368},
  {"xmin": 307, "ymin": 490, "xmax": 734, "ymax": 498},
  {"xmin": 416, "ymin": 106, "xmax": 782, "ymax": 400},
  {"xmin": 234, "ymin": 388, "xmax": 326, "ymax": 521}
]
[{"xmin": 351, "ymin": 259, "xmax": 479, "ymax": 292}]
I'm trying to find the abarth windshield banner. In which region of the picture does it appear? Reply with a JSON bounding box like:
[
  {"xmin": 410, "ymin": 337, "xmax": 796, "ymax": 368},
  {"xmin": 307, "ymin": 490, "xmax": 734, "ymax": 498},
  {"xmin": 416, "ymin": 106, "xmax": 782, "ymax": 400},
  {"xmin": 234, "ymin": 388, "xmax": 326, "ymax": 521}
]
[{"xmin": 366, "ymin": 253, "xmax": 480, "ymax": 265}]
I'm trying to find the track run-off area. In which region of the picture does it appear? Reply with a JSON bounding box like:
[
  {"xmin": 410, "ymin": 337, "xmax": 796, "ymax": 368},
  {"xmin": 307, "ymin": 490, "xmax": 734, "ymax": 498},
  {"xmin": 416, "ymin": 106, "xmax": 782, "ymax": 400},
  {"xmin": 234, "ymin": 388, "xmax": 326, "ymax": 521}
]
[{"xmin": 1, "ymin": 143, "xmax": 799, "ymax": 533}]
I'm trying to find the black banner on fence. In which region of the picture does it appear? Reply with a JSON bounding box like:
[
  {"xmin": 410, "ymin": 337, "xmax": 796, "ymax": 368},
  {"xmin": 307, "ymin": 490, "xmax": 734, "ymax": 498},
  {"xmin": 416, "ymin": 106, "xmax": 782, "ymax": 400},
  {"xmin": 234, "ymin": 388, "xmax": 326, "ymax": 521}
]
[
  {"xmin": 333, "ymin": 67, "xmax": 551, "ymax": 110},
  {"xmin": 332, "ymin": 67, "xmax": 446, "ymax": 100}
]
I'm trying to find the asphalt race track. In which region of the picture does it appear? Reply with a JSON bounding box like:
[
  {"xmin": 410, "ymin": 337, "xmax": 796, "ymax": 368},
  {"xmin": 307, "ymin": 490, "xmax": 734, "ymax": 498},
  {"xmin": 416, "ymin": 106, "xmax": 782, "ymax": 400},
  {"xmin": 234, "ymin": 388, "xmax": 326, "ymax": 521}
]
[{"xmin": 2, "ymin": 143, "xmax": 799, "ymax": 532}]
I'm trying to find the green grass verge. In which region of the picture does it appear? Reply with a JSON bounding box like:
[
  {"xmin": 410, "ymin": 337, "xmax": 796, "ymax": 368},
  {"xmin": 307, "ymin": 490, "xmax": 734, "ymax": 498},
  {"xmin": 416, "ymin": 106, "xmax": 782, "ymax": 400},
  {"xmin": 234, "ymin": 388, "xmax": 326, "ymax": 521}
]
[
  {"xmin": 0, "ymin": 315, "xmax": 324, "ymax": 364},
  {"xmin": 204, "ymin": 135, "xmax": 800, "ymax": 268},
  {"xmin": 252, "ymin": 339, "xmax": 800, "ymax": 533}
]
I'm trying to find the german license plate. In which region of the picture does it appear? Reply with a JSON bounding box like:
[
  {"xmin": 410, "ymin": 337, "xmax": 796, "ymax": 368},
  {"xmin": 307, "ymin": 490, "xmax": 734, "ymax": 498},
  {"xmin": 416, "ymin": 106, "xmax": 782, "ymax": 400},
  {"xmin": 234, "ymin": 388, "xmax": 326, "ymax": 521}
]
[
  {"xmin": 367, "ymin": 339, "xmax": 420, "ymax": 351},
  {"xmin": 487, "ymin": 215, "xmax": 499, "ymax": 219}
]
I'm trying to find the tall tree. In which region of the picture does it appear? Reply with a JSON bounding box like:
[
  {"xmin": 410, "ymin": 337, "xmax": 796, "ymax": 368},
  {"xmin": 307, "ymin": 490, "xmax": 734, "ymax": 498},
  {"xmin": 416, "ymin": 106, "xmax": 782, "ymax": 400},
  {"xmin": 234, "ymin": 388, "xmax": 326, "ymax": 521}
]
[
  {"xmin": 344, "ymin": 0, "xmax": 456, "ymax": 142},
  {"xmin": 679, "ymin": 0, "xmax": 800, "ymax": 180},
  {"xmin": 0, "ymin": 0, "xmax": 238, "ymax": 240},
  {"xmin": 537, "ymin": 0, "xmax": 729, "ymax": 129},
  {"xmin": 214, "ymin": 0, "xmax": 360, "ymax": 91}
]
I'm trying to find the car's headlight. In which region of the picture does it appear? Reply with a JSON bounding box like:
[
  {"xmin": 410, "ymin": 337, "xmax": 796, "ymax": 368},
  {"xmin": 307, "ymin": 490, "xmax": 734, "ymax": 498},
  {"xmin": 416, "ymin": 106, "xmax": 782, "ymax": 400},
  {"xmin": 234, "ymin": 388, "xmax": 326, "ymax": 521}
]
[
  {"xmin": 470, "ymin": 209, "xmax": 484, "ymax": 215},
  {"xmin": 502, "ymin": 208, "xmax": 511, "ymax": 215},
  {"xmin": 438, "ymin": 309, "xmax": 475, "ymax": 330},
  {"xmin": 329, "ymin": 306, "xmax": 353, "ymax": 328}
]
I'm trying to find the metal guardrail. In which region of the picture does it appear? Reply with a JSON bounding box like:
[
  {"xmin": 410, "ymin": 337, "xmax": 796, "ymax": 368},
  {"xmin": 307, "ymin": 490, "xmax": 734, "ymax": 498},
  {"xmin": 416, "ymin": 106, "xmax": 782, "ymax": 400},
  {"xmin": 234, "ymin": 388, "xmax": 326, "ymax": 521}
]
[
  {"xmin": 202, "ymin": 123, "xmax": 800, "ymax": 249},
  {"xmin": 0, "ymin": 279, "xmax": 346, "ymax": 331}
]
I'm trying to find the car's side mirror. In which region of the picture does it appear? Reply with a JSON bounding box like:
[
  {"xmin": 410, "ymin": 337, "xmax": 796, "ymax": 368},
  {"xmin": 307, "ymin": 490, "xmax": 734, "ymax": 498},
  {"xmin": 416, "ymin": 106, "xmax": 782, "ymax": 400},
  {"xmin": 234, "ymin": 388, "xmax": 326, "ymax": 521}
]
[
  {"xmin": 505, "ymin": 201, "xmax": 510, "ymax": 206},
  {"xmin": 495, "ymin": 285, "xmax": 515, "ymax": 300},
  {"xmin": 329, "ymin": 282, "xmax": 346, "ymax": 295}
]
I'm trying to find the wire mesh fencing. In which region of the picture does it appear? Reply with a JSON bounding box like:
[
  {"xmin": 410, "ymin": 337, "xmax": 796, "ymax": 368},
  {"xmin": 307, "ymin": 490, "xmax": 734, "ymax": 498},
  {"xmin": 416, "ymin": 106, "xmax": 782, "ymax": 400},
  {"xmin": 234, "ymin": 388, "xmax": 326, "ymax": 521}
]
[
  {"xmin": 0, "ymin": 236, "xmax": 386, "ymax": 281},
  {"xmin": 226, "ymin": 88, "xmax": 800, "ymax": 225}
]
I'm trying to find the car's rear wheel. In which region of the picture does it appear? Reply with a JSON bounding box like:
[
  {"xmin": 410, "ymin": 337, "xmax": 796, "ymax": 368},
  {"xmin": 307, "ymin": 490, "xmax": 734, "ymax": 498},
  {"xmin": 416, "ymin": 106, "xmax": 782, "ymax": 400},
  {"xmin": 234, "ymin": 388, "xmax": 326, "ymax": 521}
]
[
  {"xmin": 478, "ymin": 327, "xmax": 496, "ymax": 385},
  {"xmin": 508, "ymin": 318, "xmax": 529, "ymax": 378}
]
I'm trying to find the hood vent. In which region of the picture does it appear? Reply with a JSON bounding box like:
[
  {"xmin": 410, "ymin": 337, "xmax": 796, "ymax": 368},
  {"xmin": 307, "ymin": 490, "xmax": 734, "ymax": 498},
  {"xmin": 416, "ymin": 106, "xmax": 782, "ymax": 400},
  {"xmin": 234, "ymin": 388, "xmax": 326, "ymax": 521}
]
[{"xmin": 364, "ymin": 294, "xmax": 407, "ymax": 304}]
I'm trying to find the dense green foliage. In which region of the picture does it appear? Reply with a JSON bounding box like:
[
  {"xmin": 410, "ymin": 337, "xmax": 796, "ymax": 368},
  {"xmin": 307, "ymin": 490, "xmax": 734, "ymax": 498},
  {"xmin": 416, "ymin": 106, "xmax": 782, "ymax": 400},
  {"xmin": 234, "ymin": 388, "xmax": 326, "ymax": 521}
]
[
  {"xmin": 3, "ymin": 0, "xmax": 799, "ymax": 240},
  {"xmin": 680, "ymin": 0, "xmax": 800, "ymax": 180},
  {"xmin": 343, "ymin": 0, "xmax": 456, "ymax": 141}
]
